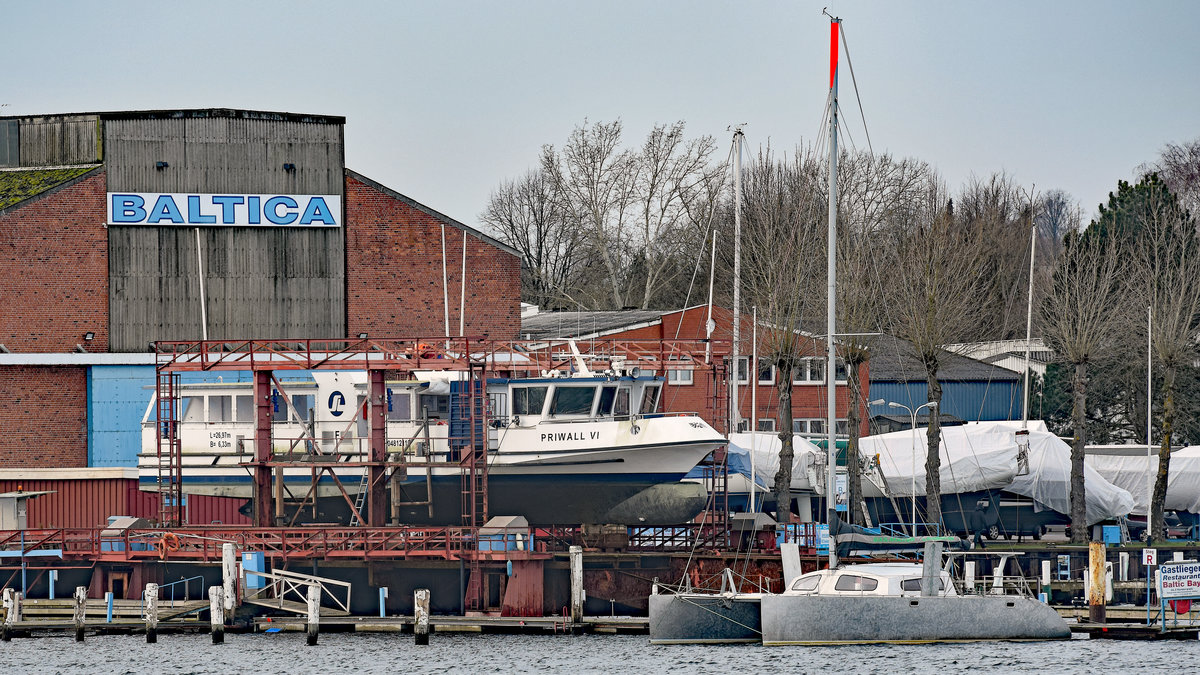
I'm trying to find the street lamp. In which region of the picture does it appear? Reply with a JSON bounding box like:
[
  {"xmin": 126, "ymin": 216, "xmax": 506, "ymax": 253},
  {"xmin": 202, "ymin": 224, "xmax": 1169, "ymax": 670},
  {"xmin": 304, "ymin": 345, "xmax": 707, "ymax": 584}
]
[{"xmin": 887, "ymin": 400, "xmax": 938, "ymax": 536}]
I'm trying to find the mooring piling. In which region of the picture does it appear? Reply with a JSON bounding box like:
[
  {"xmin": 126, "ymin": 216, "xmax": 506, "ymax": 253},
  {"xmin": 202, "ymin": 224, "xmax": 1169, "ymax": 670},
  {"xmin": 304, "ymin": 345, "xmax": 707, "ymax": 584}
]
[
  {"xmin": 144, "ymin": 583, "xmax": 159, "ymax": 643},
  {"xmin": 209, "ymin": 586, "xmax": 225, "ymax": 644},
  {"xmin": 73, "ymin": 586, "xmax": 86, "ymax": 642},
  {"xmin": 306, "ymin": 584, "xmax": 319, "ymax": 646},
  {"xmin": 414, "ymin": 588, "xmax": 430, "ymax": 646},
  {"xmin": 1088, "ymin": 541, "xmax": 1107, "ymax": 624},
  {"xmin": 569, "ymin": 545, "xmax": 583, "ymax": 633}
]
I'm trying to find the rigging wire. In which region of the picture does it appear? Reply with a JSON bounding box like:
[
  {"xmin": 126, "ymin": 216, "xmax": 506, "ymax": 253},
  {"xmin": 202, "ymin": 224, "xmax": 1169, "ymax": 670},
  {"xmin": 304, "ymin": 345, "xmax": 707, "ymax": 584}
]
[{"xmin": 838, "ymin": 24, "xmax": 874, "ymax": 155}]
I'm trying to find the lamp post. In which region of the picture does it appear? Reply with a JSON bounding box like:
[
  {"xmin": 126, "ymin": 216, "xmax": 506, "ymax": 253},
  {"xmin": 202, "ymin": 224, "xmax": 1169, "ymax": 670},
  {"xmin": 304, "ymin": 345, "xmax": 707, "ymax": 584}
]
[{"xmin": 887, "ymin": 401, "xmax": 938, "ymax": 536}]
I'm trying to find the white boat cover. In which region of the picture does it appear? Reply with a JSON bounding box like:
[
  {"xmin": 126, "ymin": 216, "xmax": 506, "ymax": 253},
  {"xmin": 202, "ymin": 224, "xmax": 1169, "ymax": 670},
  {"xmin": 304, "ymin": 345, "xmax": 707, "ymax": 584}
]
[
  {"xmin": 1086, "ymin": 446, "xmax": 1200, "ymax": 515},
  {"xmin": 858, "ymin": 422, "xmax": 1019, "ymax": 498},
  {"xmin": 859, "ymin": 421, "xmax": 1135, "ymax": 524},
  {"xmin": 728, "ymin": 432, "xmax": 824, "ymax": 491}
]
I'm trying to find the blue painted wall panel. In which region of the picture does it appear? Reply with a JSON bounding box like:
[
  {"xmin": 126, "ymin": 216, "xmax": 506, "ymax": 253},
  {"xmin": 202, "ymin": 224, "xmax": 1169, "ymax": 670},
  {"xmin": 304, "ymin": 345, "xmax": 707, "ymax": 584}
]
[
  {"xmin": 88, "ymin": 365, "xmax": 156, "ymax": 466},
  {"xmin": 867, "ymin": 380, "xmax": 1023, "ymax": 423}
]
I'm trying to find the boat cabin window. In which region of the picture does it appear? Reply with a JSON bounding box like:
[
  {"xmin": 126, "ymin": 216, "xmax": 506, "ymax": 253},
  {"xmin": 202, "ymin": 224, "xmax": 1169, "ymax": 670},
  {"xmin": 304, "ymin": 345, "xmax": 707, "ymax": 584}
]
[
  {"xmin": 182, "ymin": 396, "xmax": 204, "ymax": 422},
  {"xmin": 387, "ymin": 390, "xmax": 412, "ymax": 421},
  {"xmin": 638, "ymin": 384, "xmax": 661, "ymax": 414},
  {"xmin": 419, "ymin": 393, "xmax": 449, "ymax": 419},
  {"xmin": 833, "ymin": 575, "xmax": 878, "ymax": 592},
  {"xmin": 210, "ymin": 396, "xmax": 233, "ymax": 422},
  {"xmin": 235, "ymin": 395, "xmax": 254, "ymax": 423},
  {"xmin": 512, "ymin": 386, "xmax": 548, "ymax": 416},
  {"xmin": 596, "ymin": 386, "xmax": 617, "ymax": 416},
  {"xmin": 273, "ymin": 393, "xmax": 314, "ymax": 423},
  {"xmin": 549, "ymin": 386, "xmax": 596, "ymax": 416},
  {"xmin": 900, "ymin": 578, "xmax": 945, "ymax": 593},
  {"xmin": 791, "ymin": 575, "xmax": 820, "ymax": 592},
  {"xmin": 614, "ymin": 388, "xmax": 631, "ymax": 417}
]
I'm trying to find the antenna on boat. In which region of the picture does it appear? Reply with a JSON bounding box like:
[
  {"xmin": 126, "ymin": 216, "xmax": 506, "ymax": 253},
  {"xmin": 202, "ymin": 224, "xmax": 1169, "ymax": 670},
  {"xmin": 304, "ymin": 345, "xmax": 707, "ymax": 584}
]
[{"xmin": 566, "ymin": 339, "xmax": 592, "ymax": 377}]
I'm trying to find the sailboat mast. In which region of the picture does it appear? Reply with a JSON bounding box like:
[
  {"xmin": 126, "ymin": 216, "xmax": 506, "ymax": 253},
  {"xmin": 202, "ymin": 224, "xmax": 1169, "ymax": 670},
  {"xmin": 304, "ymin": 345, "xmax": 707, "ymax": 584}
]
[
  {"xmin": 1022, "ymin": 187, "xmax": 1036, "ymax": 427},
  {"xmin": 731, "ymin": 129, "xmax": 744, "ymax": 435},
  {"xmin": 825, "ymin": 16, "xmax": 841, "ymax": 569}
]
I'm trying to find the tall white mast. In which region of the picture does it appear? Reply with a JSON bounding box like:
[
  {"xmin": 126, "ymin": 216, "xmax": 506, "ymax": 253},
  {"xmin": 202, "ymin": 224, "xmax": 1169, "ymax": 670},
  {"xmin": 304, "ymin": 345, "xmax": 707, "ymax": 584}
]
[
  {"xmin": 1022, "ymin": 187, "xmax": 1037, "ymax": 428},
  {"xmin": 825, "ymin": 14, "xmax": 841, "ymax": 569},
  {"xmin": 731, "ymin": 129, "xmax": 744, "ymax": 435}
]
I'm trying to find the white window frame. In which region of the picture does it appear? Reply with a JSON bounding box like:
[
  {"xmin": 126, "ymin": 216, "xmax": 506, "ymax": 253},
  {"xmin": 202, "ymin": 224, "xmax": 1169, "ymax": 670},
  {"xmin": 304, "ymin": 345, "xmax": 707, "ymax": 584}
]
[
  {"xmin": 667, "ymin": 355, "xmax": 693, "ymax": 386},
  {"xmin": 757, "ymin": 418, "xmax": 776, "ymax": 432},
  {"xmin": 735, "ymin": 356, "xmax": 750, "ymax": 384},
  {"xmin": 757, "ymin": 359, "xmax": 775, "ymax": 386}
]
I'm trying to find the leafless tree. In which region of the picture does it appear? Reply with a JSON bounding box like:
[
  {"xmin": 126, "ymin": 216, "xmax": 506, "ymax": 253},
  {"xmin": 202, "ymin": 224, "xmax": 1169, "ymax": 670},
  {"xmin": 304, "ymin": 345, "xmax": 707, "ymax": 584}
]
[
  {"xmin": 1142, "ymin": 138, "xmax": 1200, "ymax": 217},
  {"xmin": 1039, "ymin": 232, "xmax": 1124, "ymax": 543},
  {"xmin": 836, "ymin": 152, "xmax": 935, "ymax": 525},
  {"xmin": 1129, "ymin": 180, "xmax": 1200, "ymax": 542},
  {"xmin": 480, "ymin": 169, "xmax": 585, "ymax": 308},
  {"xmin": 737, "ymin": 144, "xmax": 827, "ymax": 516},
  {"xmin": 541, "ymin": 119, "xmax": 721, "ymax": 310},
  {"xmin": 878, "ymin": 175, "xmax": 991, "ymax": 527}
]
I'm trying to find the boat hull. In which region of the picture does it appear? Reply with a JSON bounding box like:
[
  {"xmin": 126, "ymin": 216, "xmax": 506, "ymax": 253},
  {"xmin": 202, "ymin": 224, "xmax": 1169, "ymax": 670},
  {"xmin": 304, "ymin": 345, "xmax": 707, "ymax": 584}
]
[
  {"xmin": 759, "ymin": 594, "xmax": 1070, "ymax": 645},
  {"xmin": 648, "ymin": 593, "xmax": 762, "ymax": 644}
]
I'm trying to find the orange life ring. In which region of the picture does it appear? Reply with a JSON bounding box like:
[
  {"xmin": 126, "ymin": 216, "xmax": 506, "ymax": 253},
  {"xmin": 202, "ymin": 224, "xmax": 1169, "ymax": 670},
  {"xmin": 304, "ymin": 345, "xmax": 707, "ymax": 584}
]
[{"xmin": 158, "ymin": 532, "xmax": 180, "ymax": 559}]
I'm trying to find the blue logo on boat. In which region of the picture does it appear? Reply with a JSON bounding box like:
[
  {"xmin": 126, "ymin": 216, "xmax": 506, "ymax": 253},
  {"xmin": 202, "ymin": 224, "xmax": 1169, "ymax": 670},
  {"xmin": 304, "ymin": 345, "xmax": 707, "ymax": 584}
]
[{"xmin": 328, "ymin": 391, "xmax": 346, "ymax": 416}]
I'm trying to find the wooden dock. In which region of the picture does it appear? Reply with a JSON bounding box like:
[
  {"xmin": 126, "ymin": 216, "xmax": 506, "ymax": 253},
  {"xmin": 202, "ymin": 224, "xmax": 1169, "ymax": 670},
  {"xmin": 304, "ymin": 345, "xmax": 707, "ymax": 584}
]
[
  {"xmin": 252, "ymin": 614, "xmax": 649, "ymax": 635},
  {"xmin": 1071, "ymin": 623, "xmax": 1200, "ymax": 640}
]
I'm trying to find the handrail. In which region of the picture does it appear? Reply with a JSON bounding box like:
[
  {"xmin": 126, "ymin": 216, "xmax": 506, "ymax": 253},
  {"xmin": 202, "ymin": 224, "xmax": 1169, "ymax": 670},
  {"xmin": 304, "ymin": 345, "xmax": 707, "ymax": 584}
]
[{"xmin": 158, "ymin": 574, "xmax": 206, "ymax": 604}]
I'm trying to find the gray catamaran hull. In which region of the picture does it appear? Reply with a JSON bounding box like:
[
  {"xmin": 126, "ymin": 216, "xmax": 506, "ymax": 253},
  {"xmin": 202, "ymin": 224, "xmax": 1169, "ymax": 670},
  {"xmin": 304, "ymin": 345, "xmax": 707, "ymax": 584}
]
[
  {"xmin": 648, "ymin": 593, "xmax": 762, "ymax": 644},
  {"xmin": 760, "ymin": 594, "xmax": 1070, "ymax": 645}
]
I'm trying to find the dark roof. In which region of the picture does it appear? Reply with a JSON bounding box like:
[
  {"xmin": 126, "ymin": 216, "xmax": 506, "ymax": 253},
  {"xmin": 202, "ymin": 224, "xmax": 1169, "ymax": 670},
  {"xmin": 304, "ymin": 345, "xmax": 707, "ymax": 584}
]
[
  {"xmin": 0, "ymin": 108, "xmax": 345, "ymax": 125},
  {"xmin": 862, "ymin": 333, "xmax": 1021, "ymax": 383},
  {"xmin": 520, "ymin": 310, "xmax": 668, "ymax": 340},
  {"xmin": 0, "ymin": 166, "xmax": 99, "ymax": 212}
]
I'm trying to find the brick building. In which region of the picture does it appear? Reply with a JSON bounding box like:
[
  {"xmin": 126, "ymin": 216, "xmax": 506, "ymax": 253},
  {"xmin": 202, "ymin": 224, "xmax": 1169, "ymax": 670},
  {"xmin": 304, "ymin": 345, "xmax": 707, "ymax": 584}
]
[
  {"xmin": 0, "ymin": 109, "xmax": 521, "ymax": 479},
  {"xmin": 519, "ymin": 305, "xmax": 868, "ymax": 438}
]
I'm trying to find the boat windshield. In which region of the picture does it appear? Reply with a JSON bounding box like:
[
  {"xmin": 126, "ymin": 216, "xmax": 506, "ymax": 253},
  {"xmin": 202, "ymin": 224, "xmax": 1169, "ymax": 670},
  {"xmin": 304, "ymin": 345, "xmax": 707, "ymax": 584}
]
[
  {"xmin": 791, "ymin": 575, "xmax": 820, "ymax": 592},
  {"xmin": 596, "ymin": 386, "xmax": 617, "ymax": 416},
  {"xmin": 549, "ymin": 386, "xmax": 596, "ymax": 416},
  {"xmin": 512, "ymin": 386, "xmax": 549, "ymax": 416},
  {"xmin": 638, "ymin": 384, "xmax": 661, "ymax": 414},
  {"xmin": 833, "ymin": 575, "xmax": 878, "ymax": 592},
  {"xmin": 900, "ymin": 578, "xmax": 945, "ymax": 592}
]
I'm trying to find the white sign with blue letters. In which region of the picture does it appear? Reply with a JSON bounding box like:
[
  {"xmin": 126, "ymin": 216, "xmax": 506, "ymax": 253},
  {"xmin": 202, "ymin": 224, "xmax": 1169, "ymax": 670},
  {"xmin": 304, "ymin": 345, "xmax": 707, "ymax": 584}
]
[{"xmin": 107, "ymin": 193, "xmax": 341, "ymax": 227}]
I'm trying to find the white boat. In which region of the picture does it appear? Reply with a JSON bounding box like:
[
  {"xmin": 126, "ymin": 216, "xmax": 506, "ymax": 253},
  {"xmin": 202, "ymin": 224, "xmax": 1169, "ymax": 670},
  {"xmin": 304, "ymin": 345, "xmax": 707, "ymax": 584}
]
[
  {"xmin": 759, "ymin": 550, "xmax": 1070, "ymax": 645},
  {"xmin": 137, "ymin": 367, "xmax": 726, "ymax": 526}
]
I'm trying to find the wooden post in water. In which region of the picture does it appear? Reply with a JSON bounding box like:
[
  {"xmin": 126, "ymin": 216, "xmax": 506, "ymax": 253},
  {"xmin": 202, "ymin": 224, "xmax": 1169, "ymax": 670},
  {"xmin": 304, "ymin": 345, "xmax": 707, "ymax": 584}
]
[
  {"xmin": 209, "ymin": 586, "xmax": 225, "ymax": 644},
  {"xmin": 414, "ymin": 588, "xmax": 430, "ymax": 646},
  {"xmin": 1088, "ymin": 541, "xmax": 1106, "ymax": 623},
  {"xmin": 2, "ymin": 587, "xmax": 19, "ymax": 641},
  {"xmin": 144, "ymin": 583, "xmax": 159, "ymax": 643},
  {"xmin": 306, "ymin": 584, "xmax": 320, "ymax": 646},
  {"xmin": 569, "ymin": 545, "xmax": 583, "ymax": 633},
  {"xmin": 222, "ymin": 543, "xmax": 237, "ymax": 612},
  {"xmin": 73, "ymin": 586, "xmax": 86, "ymax": 642},
  {"xmin": 1040, "ymin": 560, "xmax": 1052, "ymax": 602}
]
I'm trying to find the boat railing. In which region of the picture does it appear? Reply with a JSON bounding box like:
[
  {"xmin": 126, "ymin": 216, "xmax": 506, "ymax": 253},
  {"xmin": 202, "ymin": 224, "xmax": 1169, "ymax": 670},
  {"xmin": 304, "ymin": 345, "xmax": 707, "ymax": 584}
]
[{"xmin": 944, "ymin": 551, "xmax": 1038, "ymax": 598}]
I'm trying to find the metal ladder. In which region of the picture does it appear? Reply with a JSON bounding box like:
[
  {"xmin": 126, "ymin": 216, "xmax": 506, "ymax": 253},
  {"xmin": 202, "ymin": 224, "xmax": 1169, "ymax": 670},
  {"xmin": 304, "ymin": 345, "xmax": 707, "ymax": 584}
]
[{"xmin": 348, "ymin": 469, "xmax": 370, "ymax": 526}]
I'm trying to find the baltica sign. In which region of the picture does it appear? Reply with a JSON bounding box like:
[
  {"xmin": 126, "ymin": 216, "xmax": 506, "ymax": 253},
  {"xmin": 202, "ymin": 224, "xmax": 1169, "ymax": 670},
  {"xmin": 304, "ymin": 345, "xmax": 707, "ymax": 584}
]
[{"xmin": 107, "ymin": 193, "xmax": 341, "ymax": 227}]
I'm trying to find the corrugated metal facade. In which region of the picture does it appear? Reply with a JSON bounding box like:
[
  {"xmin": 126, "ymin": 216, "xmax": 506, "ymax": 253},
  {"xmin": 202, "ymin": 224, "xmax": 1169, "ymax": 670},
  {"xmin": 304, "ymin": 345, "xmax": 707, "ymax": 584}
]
[
  {"xmin": 0, "ymin": 114, "xmax": 101, "ymax": 167},
  {"xmin": 867, "ymin": 380, "xmax": 1023, "ymax": 424},
  {"xmin": 104, "ymin": 112, "xmax": 346, "ymax": 352},
  {"xmin": 0, "ymin": 478, "xmax": 249, "ymax": 528}
]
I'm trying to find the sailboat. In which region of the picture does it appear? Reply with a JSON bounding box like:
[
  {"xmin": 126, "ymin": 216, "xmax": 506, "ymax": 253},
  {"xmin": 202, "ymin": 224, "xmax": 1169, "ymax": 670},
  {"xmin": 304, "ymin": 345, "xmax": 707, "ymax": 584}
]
[{"xmin": 757, "ymin": 13, "xmax": 1068, "ymax": 645}]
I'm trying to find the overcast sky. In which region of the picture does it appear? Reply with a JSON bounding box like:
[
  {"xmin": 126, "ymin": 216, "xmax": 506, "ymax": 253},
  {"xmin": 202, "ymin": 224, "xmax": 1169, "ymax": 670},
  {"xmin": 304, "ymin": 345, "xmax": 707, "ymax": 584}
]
[{"xmin": 5, "ymin": 0, "xmax": 1198, "ymax": 227}]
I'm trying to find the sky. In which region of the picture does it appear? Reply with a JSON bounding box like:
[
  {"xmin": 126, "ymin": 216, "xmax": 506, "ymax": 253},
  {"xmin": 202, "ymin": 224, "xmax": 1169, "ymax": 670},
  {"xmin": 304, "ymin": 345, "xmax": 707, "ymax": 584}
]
[{"xmin": 4, "ymin": 0, "xmax": 1198, "ymax": 227}]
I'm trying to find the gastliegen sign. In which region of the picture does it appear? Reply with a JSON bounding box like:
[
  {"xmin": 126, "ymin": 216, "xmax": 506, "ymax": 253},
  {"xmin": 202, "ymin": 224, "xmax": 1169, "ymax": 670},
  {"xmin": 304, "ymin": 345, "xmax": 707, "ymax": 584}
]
[{"xmin": 107, "ymin": 193, "xmax": 341, "ymax": 227}]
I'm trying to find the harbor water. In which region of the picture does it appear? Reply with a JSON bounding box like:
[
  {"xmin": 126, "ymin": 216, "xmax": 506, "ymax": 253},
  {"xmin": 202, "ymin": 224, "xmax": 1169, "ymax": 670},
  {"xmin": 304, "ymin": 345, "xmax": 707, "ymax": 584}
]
[{"xmin": 2, "ymin": 632, "xmax": 1197, "ymax": 674}]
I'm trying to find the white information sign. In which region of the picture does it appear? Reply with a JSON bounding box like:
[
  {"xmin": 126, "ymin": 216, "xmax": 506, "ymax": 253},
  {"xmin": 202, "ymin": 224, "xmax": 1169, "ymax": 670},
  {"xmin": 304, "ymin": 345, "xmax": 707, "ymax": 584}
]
[
  {"xmin": 1143, "ymin": 548, "xmax": 1158, "ymax": 566},
  {"xmin": 1158, "ymin": 561, "xmax": 1200, "ymax": 599}
]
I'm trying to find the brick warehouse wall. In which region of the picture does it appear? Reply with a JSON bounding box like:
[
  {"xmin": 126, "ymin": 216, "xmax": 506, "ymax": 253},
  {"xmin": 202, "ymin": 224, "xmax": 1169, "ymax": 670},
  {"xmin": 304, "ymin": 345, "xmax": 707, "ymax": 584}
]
[
  {"xmin": 0, "ymin": 366, "xmax": 88, "ymax": 466},
  {"xmin": 0, "ymin": 171, "xmax": 109, "ymax": 352},
  {"xmin": 344, "ymin": 173, "xmax": 521, "ymax": 340}
]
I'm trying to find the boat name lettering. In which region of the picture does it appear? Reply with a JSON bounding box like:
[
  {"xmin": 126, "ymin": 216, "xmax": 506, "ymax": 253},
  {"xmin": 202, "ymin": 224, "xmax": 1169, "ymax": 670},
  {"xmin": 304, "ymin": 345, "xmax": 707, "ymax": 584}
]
[
  {"xmin": 107, "ymin": 193, "xmax": 341, "ymax": 228},
  {"xmin": 540, "ymin": 431, "xmax": 600, "ymax": 442}
]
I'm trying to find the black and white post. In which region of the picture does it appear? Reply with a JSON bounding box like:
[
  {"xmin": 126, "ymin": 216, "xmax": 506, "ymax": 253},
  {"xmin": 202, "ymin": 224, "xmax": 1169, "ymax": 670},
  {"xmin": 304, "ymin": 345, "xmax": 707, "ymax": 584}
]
[{"xmin": 414, "ymin": 588, "xmax": 430, "ymax": 646}]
